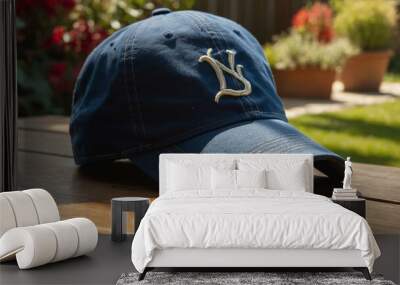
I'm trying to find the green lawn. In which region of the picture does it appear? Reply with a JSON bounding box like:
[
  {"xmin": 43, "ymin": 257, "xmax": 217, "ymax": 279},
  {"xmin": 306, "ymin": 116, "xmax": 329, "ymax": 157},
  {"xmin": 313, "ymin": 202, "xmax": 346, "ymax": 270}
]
[
  {"xmin": 290, "ymin": 100, "xmax": 400, "ymax": 167},
  {"xmin": 384, "ymin": 72, "xmax": 400, "ymax": 83}
]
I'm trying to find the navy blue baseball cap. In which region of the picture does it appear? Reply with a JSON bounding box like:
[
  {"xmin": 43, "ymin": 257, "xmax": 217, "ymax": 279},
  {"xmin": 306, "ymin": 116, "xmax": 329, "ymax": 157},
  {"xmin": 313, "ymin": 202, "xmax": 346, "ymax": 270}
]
[{"xmin": 70, "ymin": 9, "xmax": 344, "ymax": 181}]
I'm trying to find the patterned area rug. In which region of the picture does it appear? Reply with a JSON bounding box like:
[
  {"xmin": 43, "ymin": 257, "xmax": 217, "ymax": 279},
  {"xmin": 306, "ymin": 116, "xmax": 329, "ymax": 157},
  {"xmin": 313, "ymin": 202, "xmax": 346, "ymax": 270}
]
[{"xmin": 116, "ymin": 272, "xmax": 395, "ymax": 285}]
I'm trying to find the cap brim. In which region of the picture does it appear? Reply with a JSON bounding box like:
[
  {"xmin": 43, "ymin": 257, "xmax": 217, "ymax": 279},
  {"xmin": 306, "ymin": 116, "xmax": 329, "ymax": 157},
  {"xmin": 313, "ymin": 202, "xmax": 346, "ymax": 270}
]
[{"xmin": 128, "ymin": 119, "xmax": 344, "ymax": 181}]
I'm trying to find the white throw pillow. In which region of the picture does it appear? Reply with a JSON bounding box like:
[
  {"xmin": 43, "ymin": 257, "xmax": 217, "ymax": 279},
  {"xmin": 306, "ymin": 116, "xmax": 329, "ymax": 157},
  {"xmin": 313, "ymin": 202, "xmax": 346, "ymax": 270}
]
[
  {"xmin": 166, "ymin": 159, "xmax": 236, "ymax": 192},
  {"xmin": 267, "ymin": 166, "xmax": 307, "ymax": 192},
  {"xmin": 167, "ymin": 162, "xmax": 210, "ymax": 191},
  {"xmin": 211, "ymin": 169, "xmax": 268, "ymax": 191},
  {"xmin": 236, "ymin": 169, "xmax": 267, "ymax": 189},
  {"xmin": 237, "ymin": 159, "xmax": 310, "ymax": 192},
  {"xmin": 211, "ymin": 168, "xmax": 237, "ymax": 190}
]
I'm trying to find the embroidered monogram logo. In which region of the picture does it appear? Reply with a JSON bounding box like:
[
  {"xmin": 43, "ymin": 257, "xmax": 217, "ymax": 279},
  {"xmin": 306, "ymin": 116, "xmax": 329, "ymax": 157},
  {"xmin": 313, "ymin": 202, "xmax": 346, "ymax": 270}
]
[{"xmin": 199, "ymin": 48, "xmax": 252, "ymax": 103}]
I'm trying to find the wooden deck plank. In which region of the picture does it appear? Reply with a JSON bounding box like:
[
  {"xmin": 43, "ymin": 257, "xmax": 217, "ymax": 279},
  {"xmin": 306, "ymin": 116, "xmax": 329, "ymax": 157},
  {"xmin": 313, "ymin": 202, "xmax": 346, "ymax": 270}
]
[
  {"xmin": 18, "ymin": 116, "xmax": 400, "ymax": 203},
  {"xmin": 18, "ymin": 146, "xmax": 400, "ymax": 234},
  {"xmin": 367, "ymin": 200, "xmax": 400, "ymax": 234},
  {"xmin": 16, "ymin": 116, "xmax": 400, "ymax": 234},
  {"xmin": 18, "ymin": 115, "xmax": 69, "ymax": 133},
  {"xmin": 353, "ymin": 163, "xmax": 400, "ymax": 203},
  {"xmin": 18, "ymin": 129, "xmax": 73, "ymax": 157},
  {"xmin": 17, "ymin": 151, "xmax": 157, "ymax": 234},
  {"xmin": 17, "ymin": 152, "xmax": 158, "ymax": 202},
  {"xmin": 58, "ymin": 202, "xmax": 142, "ymax": 235}
]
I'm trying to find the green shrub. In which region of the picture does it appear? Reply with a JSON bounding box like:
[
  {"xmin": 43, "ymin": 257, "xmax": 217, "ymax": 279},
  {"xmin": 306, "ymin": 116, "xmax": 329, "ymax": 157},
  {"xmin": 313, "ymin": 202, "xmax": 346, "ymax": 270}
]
[
  {"xmin": 333, "ymin": 0, "xmax": 397, "ymax": 51},
  {"xmin": 264, "ymin": 31, "xmax": 359, "ymax": 70}
]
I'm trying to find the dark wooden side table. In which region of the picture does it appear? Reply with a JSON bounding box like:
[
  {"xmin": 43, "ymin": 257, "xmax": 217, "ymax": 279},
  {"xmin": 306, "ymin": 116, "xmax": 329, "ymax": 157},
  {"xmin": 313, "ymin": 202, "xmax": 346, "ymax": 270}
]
[
  {"xmin": 111, "ymin": 197, "xmax": 150, "ymax": 242},
  {"xmin": 332, "ymin": 198, "xmax": 366, "ymax": 218}
]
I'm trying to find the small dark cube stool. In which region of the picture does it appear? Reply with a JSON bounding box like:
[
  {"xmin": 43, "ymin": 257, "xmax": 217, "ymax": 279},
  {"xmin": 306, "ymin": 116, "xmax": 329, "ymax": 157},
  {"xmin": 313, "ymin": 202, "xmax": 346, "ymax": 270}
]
[
  {"xmin": 332, "ymin": 198, "xmax": 366, "ymax": 218},
  {"xmin": 111, "ymin": 197, "xmax": 150, "ymax": 242}
]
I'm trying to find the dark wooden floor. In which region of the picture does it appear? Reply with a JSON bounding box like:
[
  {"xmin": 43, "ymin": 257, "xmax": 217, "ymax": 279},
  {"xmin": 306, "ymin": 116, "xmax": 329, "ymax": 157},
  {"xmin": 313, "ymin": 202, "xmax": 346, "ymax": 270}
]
[
  {"xmin": 1, "ymin": 235, "xmax": 399, "ymax": 285},
  {"xmin": 17, "ymin": 116, "xmax": 400, "ymax": 234}
]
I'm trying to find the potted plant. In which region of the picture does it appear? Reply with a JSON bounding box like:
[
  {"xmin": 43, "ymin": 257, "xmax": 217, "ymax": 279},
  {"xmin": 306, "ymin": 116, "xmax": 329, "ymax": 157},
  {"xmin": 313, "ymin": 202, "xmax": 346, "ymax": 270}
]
[
  {"xmin": 334, "ymin": 0, "xmax": 397, "ymax": 92},
  {"xmin": 265, "ymin": 3, "xmax": 358, "ymax": 99}
]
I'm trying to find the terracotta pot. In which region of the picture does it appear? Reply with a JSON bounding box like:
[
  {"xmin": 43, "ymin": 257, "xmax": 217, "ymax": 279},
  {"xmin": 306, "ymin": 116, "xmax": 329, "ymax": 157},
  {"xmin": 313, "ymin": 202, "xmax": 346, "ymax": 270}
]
[
  {"xmin": 338, "ymin": 51, "xmax": 392, "ymax": 92},
  {"xmin": 272, "ymin": 68, "xmax": 336, "ymax": 99}
]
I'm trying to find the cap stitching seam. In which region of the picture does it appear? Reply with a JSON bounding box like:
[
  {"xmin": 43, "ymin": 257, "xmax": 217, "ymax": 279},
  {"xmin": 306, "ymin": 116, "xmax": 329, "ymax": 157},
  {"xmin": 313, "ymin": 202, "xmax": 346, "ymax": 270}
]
[
  {"xmin": 70, "ymin": 50, "xmax": 100, "ymax": 123},
  {"xmin": 122, "ymin": 27, "xmax": 138, "ymax": 138},
  {"xmin": 128, "ymin": 22, "xmax": 147, "ymax": 138},
  {"xmin": 250, "ymin": 136, "xmax": 318, "ymax": 153}
]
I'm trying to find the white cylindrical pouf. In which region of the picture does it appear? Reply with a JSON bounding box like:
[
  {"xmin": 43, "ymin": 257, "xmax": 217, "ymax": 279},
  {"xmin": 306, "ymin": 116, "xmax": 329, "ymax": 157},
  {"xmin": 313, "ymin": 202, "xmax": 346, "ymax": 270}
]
[
  {"xmin": 64, "ymin": 218, "xmax": 98, "ymax": 257},
  {"xmin": 0, "ymin": 192, "xmax": 39, "ymax": 227},
  {"xmin": 42, "ymin": 221, "xmax": 79, "ymax": 262},
  {"xmin": 0, "ymin": 196, "xmax": 17, "ymax": 237},
  {"xmin": 23, "ymin": 189, "xmax": 60, "ymax": 223},
  {"xmin": 0, "ymin": 226, "xmax": 57, "ymax": 269},
  {"xmin": 0, "ymin": 188, "xmax": 97, "ymax": 269},
  {"xmin": 0, "ymin": 218, "xmax": 98, "ymax": 269}
]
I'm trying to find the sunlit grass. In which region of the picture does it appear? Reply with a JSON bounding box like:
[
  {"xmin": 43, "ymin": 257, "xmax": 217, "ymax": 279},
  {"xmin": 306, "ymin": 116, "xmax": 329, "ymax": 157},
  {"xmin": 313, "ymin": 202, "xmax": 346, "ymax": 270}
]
[
  {"xmin": 384, "ymin": 72, "xmax": 400, "ymax": 83},
  {"xmin": 290, "ymin": 100, "xmax": 400, "ymax": 167}
]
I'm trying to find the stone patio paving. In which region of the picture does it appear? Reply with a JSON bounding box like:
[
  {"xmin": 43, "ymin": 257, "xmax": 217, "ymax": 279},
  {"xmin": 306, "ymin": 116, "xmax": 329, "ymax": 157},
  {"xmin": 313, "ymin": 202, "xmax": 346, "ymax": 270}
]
[{"xmin": 284, "ymin": 82, "xmax": 400, "ymax": 119}]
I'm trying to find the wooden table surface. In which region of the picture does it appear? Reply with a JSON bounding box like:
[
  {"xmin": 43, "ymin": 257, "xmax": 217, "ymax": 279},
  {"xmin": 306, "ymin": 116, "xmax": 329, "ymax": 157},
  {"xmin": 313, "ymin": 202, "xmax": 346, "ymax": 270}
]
[{"xmin": 17, "ymin": 116, "xmax": 400, "ymax": 234}]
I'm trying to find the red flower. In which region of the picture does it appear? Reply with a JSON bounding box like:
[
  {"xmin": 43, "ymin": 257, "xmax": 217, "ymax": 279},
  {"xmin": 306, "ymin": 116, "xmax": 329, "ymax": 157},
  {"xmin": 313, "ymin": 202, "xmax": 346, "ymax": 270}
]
[
  {"xmin": 319, "ymin": 27, "xmax": 334, "ymax": 43},
  {"xmin": 292, "ymin": 9, "xmax": 309, "ymax": 28},
  {"xmin": 73, "ymin": 19, "xmax": 89, "ymax": 33},
  {"xmin": 64, "ymin": 20, "xmax": 108, "ymax": 54},
  {"xmin": 52, "ymin": 26, "xmax": 66, "ymax": 45},
  {"xmin": 292, "ymin": 2, "xmax": 334, "ymax": 43}
]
